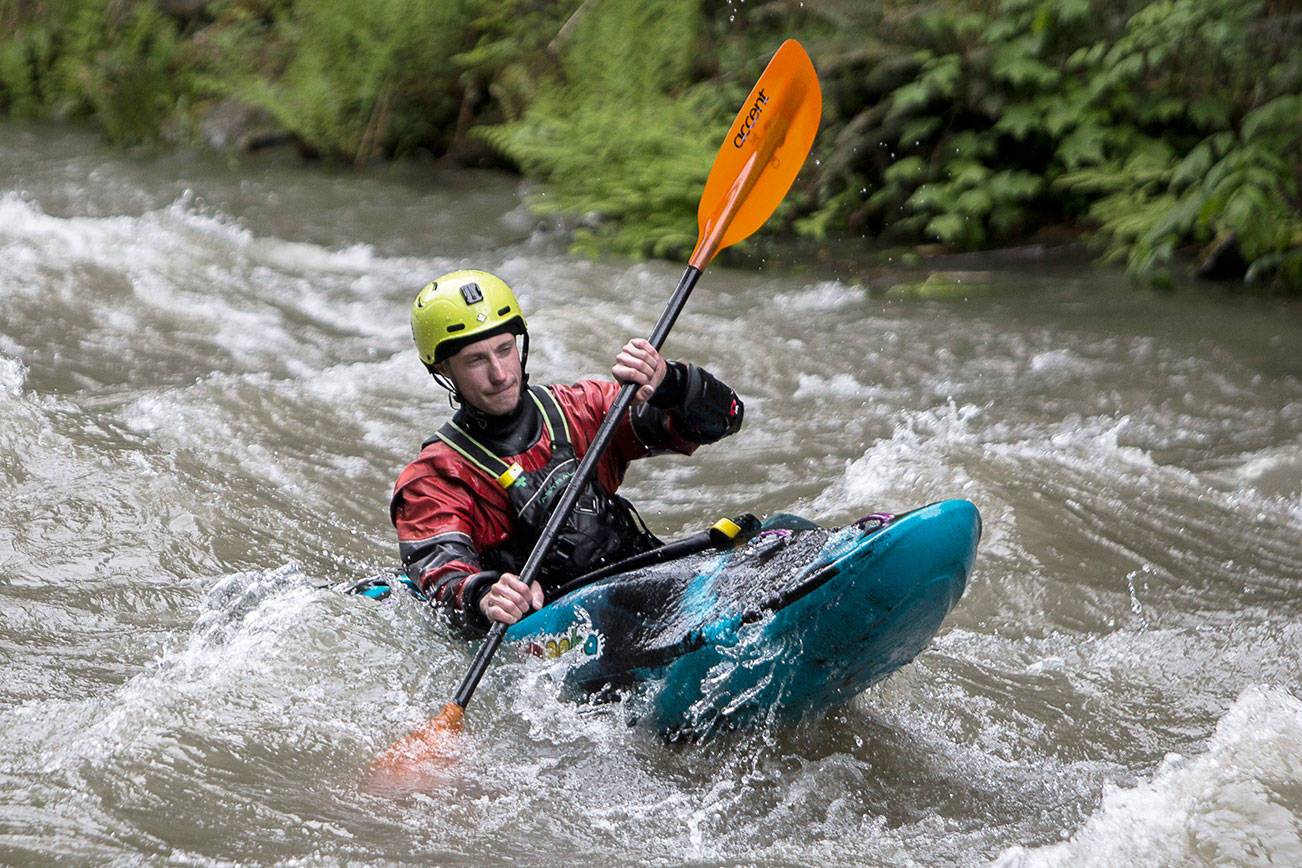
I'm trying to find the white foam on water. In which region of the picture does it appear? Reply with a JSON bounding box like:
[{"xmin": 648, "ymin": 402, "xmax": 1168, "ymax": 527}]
[
  {"xmin": 6, "ymin": 131, "xmax": 1302, "ymax": 865},
  {"xmin": 804, "ymin": 399, "xmax": 984, "ymax": 518},
  {"xmin": 993, "ymin": 685, "xmax": 1302, "ymax": 867},
  {"xmin": 817, "ymin": 399, "xmax": 1230, "ymax": 524},
  {"xmin": 1, "ymin": 190, "xmax": 247, "ymax": 283},
  {"xmin": 248, "ymin": 235, "xmax": 378, "ymax": 275},
  {"xmin": 0, "ymin": 355, "xmax": 28, "ymax": 397},
  {"xmin": 771, "ymin": 279, "xmax": 871, "ymax": 312},
  {"xmin": 1215, "ymin": 443, "xmax": 1302, "ymax": 521},
  {"xmin": 0, "ymin": 192, "xmax": 427, "ymax": 379},
  {"xmin": 13, "ymin": 564, "xmax": 417, "ymax": 780},
  {"xmin": 299, "ymin": 351, "xmax": 422, "ymax": 405},
  {"xmin": 792, "ymin": 370, "xmax": 871, "ymax": 400}
]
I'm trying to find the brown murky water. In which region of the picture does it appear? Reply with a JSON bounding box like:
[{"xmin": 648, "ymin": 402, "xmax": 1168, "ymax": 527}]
[{"xmin": 3, "ymin": 123, "xmax": 1300, "ymax": 865}]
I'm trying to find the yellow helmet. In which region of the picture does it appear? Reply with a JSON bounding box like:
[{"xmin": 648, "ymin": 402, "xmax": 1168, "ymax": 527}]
[{"xmin": 411, "ymin": 269, "xmax": 527, "ymax": 366}]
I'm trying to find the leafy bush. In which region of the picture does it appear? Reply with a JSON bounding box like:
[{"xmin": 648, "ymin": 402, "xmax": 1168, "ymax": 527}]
[
  {"xmin": 200, "ymin": 0, "xmax": 481, "ymax": 161},
  {"xmin": 1056, "ymin": 0, "xmax": 1302, "ymax": 289},
  {"xmin": 803, "ymin": 0, "xmax": 1123, "ymax": 247},
  {"xmin": 478, "ymin": 0, "xmax": 739, "ymax": 259},
  {"xmin": 1, "ymin": 0, "xmax": 1298, "ymax": 290},
  {"xmin": 0, "ymin": 0, "xmax": 187, "ymax": 144},
  {"xmin": 801, "ymin": 0, "xmax": 1302, "ymax": 290}
]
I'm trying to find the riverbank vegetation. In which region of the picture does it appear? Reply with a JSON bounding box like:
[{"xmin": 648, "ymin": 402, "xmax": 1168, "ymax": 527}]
[{"xmin": 2, "ymin": 0, "xmax": 1299, "ymax": 292}]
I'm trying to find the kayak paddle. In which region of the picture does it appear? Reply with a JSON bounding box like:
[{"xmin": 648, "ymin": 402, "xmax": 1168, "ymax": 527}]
[{"xmin": 370, "ymin": 38, "xmax": 821, "ymax": 780}]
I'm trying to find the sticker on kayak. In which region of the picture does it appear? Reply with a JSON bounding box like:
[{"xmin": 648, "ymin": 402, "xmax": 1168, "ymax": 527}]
[{"xmin": 517, "ymin": 608, "xmax": 604, "ymax": 661}]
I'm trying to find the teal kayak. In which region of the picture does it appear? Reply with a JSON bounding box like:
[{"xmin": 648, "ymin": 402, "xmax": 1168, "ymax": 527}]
[{"xmin": 502, "ymin": 499, "xmax": 980, "ymax": 738}]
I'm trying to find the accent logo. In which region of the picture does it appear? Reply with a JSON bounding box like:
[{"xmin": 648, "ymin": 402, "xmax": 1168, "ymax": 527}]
[
  {"xmin": 521, "ymin": 609, "xmax": 604, "ymax": 660},
  {"xmin": 733, "ymin": 89, "xmax": 769, "ymax": 148}
]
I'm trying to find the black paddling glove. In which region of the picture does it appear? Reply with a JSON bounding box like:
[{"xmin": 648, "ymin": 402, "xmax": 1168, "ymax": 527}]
[
  {"xmin": 636, "ymin": 362, "xmax": 744, "ymax": 446},
  {"xmin": 648, "ymin": 361, "xmax": 690, "ymax": 409}
]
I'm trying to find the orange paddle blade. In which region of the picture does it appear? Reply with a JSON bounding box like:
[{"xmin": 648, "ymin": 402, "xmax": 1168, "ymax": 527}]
[
  {"xmin": 367, "ymin": 701, "xmax": 464, "ymax": 782},
  {"xmin": 690, "ymin": 39, "xmax": 822, "ymax": 269}
]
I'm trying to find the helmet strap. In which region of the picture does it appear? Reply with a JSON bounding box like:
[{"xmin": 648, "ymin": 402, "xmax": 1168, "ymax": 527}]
[{"xmin": 431, "ymin": 370, "xmax": 460, "ymax": 407}]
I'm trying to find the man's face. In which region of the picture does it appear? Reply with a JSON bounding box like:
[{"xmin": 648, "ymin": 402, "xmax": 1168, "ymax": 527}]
[{"xmin": 438, "ymin": 331, "xmax": 522, "ymax": 416}]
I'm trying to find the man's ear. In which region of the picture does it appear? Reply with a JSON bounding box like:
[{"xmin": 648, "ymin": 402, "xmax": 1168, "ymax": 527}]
[{"xmin": 429, "ymin": 360, "xmax": 456, "ymax": 391}]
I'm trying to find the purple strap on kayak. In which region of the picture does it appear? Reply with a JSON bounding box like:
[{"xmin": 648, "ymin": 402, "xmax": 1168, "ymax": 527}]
[{"xmin": 854, "ymin": 512, "xmax": 896, "ymax": 530}]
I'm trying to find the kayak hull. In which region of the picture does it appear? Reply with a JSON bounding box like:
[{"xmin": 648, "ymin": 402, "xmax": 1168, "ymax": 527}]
[{"xmin": 505, "ymin": 499, "xmax": 980, "ymax": 737}]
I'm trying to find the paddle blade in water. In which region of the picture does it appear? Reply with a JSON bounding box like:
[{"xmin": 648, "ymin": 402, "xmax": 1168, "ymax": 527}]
[
  {"xmin": 366, "ymin": 701, "xmax": 464, "ymax": 786},
  {"xmin": 690, "ymin": 39, "xmax": 822, "ymax": 269}
]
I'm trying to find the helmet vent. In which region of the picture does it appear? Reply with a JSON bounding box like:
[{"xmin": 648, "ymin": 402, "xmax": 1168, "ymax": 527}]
[
  {"xmin": 446, "ymin": 322, "xmax": 466, "ymax": 333},
  {"xmin": 460, "ymin": 282, "xmax": 483, "ymax": 305},
  {"xmin": 497, "ymin": 306, "xmax": 512, "ymax": 316}
]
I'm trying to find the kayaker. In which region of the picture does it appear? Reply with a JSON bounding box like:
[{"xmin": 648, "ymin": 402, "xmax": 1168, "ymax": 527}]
[{"xmin": 390, "ymin": 269, "xmax": 744, "ymax": 632}]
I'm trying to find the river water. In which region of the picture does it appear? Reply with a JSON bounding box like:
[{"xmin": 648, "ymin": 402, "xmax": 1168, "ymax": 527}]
[{"xmin": 2, "ymin": 122, "xmax": 1300, "ymax": 865}]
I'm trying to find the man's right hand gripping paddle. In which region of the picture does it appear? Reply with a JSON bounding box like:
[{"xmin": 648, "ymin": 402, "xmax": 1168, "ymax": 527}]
[{"xmin": 368, "ymin": 39, "xmax": 821, "ymax": 787}]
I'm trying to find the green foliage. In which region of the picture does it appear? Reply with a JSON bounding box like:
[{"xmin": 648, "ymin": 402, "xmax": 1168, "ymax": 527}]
[
  {"xmin": 800, "ymin": 0, "xmax": 1091, "ymax": 250},
  {"xmin": 1054, "ymin": 0, "xmax": 1302, "ymax": 290},
  {"xmin": 202, "ymin": 0, "xmax": 481, "ymax": 160},
  {"xmin": 803, "ymin": 0, "xmax": 1302, "ymax": 290},
  {"xmin": 1, "ymin": 0, "xmax": 1298, "ymax": 290},
  {"xmin": 0, "ymin": 0, "xmax": 188, "ymax": 144},
  {"xmin": 479, "ymin": 0, "xmax": 733, "ymax": 259}
]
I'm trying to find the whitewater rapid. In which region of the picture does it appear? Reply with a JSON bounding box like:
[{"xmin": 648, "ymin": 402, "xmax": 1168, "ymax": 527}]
[{"xmin": 2, "ymin": 124, "xmax": 1300, "ymax": 865}]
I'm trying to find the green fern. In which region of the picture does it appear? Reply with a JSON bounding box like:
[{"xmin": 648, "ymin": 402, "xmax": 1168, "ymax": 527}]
[{"xmin": 477, "ymin": 0, "xmax": 732, "ymax": 259}]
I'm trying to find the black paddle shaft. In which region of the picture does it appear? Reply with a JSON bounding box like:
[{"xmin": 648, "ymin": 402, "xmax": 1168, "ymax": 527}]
[{"xmin": 449, "ymin": 265, "xmax": 704, "ymax": 710}]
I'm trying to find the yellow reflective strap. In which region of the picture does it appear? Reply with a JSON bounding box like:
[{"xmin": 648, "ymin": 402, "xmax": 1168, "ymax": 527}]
[
  {"xmin": 711, "ymin": 517, "xmax": 742, "ymax": 539},
  {"xmin": 496, "ymin": 462, "xmax": 524, "ymax": 489}
]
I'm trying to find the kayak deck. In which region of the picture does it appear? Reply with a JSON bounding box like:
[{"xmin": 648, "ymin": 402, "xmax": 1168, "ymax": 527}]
[{"xmin": 506, "ymin": 499, "xmax": 980, "ymax": 737}]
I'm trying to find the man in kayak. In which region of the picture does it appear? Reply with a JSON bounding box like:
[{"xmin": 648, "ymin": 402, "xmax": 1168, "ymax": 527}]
[{"xmin": 390, "ymin": 269, "xmax": 744, "ymax": 632}]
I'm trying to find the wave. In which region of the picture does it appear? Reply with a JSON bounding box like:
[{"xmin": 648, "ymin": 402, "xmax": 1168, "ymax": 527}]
[{"xmin": 994, "ymin": 684, "xmax": 1302, "ymax": 866}]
